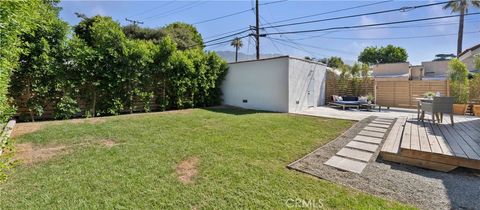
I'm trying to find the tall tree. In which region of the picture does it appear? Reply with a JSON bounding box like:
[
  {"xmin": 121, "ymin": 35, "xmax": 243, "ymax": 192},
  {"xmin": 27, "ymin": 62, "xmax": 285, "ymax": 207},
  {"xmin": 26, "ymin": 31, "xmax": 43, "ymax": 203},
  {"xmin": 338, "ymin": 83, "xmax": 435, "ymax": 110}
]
[
  {"xmin": 72, "ymin": 15, "xmax": 128, "ymax": 116},
  {"xmin": 163, "ymin": 22, "xmax": 204, "ymax": 50},
  {"xmin": 0, "ymin": 0, "xmax": 52, "ymax": 122},
  {"xmin": 327, "ymin": 56, "xmax": 344, "ymax": 69},
  {"xmin": 230, "ymin": 37, "xmax": 243, "ymax": 62},
  {"xmin": 358, "ymin": 45, "xmax": 408, "ymax": 65},
  {"xmin": 7, "ymin": 0, "xmax": 68, "ymax": 121},
  {"xmin": 443, "ymin": 0, "xmax": 480, "ymax": 56}
]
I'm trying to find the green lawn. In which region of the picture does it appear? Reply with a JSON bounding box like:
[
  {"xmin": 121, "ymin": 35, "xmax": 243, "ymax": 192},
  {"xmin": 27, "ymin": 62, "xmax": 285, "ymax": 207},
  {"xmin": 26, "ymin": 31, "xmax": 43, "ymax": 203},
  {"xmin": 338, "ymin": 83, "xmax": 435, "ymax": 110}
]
[{"xmin": 0, "ymin": 108, "xmax": 411, "ymax": 209}]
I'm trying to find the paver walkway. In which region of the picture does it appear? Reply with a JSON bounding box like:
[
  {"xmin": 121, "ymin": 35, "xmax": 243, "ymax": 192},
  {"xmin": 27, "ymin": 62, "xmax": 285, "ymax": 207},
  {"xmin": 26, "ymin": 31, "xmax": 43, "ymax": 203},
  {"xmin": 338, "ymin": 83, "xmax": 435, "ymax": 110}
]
[{"xmin": 324, "ymin": 117, "xmax": 395, "ymax": 173}]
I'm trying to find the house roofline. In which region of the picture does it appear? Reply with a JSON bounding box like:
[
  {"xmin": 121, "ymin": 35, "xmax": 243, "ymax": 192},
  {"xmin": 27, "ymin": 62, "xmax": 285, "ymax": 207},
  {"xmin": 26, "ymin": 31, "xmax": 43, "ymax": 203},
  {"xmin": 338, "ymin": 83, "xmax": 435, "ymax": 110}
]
[
  {"xmin": 458, "ymin": 43, "xmax": 480, "ymax": 57},
  {"xmin": 228, "ymin": 55, "xmax": 326, "ymax": 66}
]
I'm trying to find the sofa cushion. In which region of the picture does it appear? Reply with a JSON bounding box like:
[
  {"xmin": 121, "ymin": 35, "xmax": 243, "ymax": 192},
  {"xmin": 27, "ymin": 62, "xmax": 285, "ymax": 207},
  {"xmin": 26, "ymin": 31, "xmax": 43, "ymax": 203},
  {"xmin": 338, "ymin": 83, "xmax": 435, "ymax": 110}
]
[{"xmin": 342, "ymin": 96, "xmax": 358, "ymax": 101}]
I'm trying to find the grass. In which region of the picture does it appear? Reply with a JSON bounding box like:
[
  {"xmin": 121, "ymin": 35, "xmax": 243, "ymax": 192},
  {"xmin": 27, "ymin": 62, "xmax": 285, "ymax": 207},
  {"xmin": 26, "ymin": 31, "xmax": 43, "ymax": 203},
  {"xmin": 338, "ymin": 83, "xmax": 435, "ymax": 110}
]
[{"xmin": 0, "ymin": 108, "xmax": 412, "ymax": 209}]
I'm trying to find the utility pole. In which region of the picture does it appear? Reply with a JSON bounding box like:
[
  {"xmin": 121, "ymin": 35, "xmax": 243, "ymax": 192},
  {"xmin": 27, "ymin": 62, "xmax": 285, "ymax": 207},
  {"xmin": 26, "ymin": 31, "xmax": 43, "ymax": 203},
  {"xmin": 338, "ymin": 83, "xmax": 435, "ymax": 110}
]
[
  {"xmin": 125, "ymin": 18, "xmax": 144, "ymax": 26},
  {"xmin": 255, "ymin": 0, "xmax": 260, "ymax": 60}
]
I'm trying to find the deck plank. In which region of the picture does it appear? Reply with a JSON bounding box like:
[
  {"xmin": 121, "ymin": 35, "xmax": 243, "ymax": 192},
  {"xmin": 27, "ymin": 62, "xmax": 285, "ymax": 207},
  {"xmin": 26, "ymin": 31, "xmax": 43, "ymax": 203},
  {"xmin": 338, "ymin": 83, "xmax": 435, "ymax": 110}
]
[
  {"xmin": 411, "ymin": 120, "xmax": 421, "ymax": 151},
  {"xmin": 423, "ymin": 120, "xmax": 443, "ymax": 154},
  {"xmin": 400, "ymin": 118, "xmax": 412, "ymax": 149},
  {"xmin": 428, "ymin": 122, "xmax": 453, "ymax": 156},
  {"xmin": 443, "ymin": 123, "xmax": 480, "ymax": 160},
  {"xmin": 437, "ymin": 124, "xmax": 469, "ymax": 158},
  {"xmin": 417, "ymin": 121, "xmax": 431, "ymax": 152},
  {"xmin": 452, "ymin": 118, "xmax": 480, "ymax": 159}
]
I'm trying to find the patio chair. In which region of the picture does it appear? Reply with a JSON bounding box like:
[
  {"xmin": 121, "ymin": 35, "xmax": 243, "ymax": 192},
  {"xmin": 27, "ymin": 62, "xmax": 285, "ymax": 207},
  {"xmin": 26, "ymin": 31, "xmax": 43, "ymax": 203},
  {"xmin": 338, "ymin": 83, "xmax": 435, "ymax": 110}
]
[{"xmin": 420, "ymin": 97, "xmax": 455, "ymax": 125}]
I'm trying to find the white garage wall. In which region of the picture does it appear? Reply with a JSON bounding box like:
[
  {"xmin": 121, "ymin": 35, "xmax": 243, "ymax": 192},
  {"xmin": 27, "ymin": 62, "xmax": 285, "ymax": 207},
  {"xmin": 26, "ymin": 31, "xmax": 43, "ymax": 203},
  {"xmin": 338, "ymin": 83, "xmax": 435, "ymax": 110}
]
[
  {"xmin": 288, "ymin": 58, "xmax": 326, "ymax": 113},
  {"xmin": 221, "ymin": 57, "xmax": 289, "ymax": 112}
]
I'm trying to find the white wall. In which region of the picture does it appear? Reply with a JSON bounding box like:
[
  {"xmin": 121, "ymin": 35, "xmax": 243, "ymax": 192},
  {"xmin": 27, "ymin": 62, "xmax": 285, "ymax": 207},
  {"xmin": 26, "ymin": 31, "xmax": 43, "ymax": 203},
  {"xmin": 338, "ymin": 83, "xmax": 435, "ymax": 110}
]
[
  {"xmin": 222, "ymin": 57, "xmax": 289, "ymax": 112},
  {"xmin": 372, "ymin": 63, "xmax": 410, "ymax": 77},
  {"xmin": 288, "ymin": 58, "xmax": 326, "ymax": 113},
  {"xmin": 422, "ymin": 60, "xmax": 449, "ymax": 78},
  {"xmin": 460, "ymin": 47, "xmax": 480, "ymax": 72}
]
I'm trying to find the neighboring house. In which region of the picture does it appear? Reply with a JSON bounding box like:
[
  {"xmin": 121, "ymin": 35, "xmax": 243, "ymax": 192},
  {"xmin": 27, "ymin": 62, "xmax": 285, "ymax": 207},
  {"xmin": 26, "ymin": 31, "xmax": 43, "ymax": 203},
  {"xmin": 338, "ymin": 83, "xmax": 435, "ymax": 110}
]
[
  {"xmin": 459, "ymin": 43, "xmax": 480, "ymax": 73},
  {"xmin": 221, "ymin": 56, "xmax": 327, "ymax": 113},
  {"xmin": 372, "ymin": 62, "xmax": 410, "ymax": 81},
  {"xmin": 421, "ymin": 60, "xmax": 450, "ymax": 80}
]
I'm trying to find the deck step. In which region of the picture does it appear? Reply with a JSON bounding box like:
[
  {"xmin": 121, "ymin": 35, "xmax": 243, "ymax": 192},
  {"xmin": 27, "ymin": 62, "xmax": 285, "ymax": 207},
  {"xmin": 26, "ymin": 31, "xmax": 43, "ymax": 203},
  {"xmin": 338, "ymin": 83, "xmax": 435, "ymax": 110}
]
[{"xmin": 380, "ymin": 117, "xmax": 407, "ymax": 154}]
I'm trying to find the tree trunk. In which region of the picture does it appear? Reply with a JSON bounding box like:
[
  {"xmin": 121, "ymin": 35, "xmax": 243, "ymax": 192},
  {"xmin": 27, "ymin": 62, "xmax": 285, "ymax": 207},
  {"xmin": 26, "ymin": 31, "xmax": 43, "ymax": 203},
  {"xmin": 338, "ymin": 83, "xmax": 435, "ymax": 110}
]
[
  {"xmin": 457, "ymin": 9, "xmax": 465, "ymax": 56},
  {"xmin": 92, "ymin": 89, "xmax": 97, "ymax": 118},
  {"xmin": 235, "ymin": 47, "xmax": 238, "ymax": 62}
]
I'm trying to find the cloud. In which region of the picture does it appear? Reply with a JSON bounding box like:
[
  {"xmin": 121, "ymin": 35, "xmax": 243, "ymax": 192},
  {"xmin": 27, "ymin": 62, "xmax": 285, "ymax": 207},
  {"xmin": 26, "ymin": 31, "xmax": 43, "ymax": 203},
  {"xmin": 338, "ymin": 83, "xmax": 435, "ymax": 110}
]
[
  {"xmin": 427, "ymin": 0, "xmax": 454, "ymax": 32},
  {"xmin": 91, "ymin": 6, "xmax": 107, "ymax": 16},
  {"xmin": 356, "ymin": 15, "xmax": 389, "ymax": 38}
]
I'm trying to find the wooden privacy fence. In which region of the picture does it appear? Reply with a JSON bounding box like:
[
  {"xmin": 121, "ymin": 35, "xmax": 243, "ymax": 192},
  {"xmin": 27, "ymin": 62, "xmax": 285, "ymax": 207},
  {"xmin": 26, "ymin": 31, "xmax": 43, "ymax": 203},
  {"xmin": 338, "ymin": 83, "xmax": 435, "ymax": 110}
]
[
  {"xmin": 375, "ymin": 80, "xmax": 450, "ymax": 108},
  {"xmin": 324, "ymin": 71, "xmax": 375, "ymax": 103}
]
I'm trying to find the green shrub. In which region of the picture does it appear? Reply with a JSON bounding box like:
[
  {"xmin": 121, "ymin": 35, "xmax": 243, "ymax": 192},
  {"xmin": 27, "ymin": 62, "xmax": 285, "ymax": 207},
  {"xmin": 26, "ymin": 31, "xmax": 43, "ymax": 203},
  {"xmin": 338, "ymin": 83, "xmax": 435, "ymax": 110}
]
[
  {"xmin": 54, "ymin": 96, "xmax": 80, "ymax": 120},
  {"xmin": 448, "ymin": 58, "xmax": 469, "ymax": 104}
]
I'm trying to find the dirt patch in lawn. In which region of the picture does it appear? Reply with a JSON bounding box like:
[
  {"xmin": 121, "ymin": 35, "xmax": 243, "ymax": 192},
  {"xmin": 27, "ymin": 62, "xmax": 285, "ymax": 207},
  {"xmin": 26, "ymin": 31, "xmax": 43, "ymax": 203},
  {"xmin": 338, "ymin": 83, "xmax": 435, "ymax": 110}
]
[
  {"xmin": 12, "ymin": 143, "xmax": 72, "ymax": 165},
  {"xmin": 11, "ymin": 123, "xmax": 43, "ymax": 138},
  {"xmin": 98, "ymin": 139, "xmax": 117, "ymax": 148},
  {"xmin": 176, "ymin": 156, "xmax": 199, "ymax": 184}
]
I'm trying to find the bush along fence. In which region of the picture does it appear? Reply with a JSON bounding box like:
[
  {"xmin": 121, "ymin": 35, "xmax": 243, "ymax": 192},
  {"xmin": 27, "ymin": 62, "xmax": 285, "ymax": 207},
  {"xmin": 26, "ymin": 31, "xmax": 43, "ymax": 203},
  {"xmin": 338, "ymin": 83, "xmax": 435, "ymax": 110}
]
[
  {"xmin": 0, "ymin": 120, "xmax": 16, "ymax": 181},
  {"xmin": 7, "ymin": 15, "xmax": 229, "ymax": 121}
]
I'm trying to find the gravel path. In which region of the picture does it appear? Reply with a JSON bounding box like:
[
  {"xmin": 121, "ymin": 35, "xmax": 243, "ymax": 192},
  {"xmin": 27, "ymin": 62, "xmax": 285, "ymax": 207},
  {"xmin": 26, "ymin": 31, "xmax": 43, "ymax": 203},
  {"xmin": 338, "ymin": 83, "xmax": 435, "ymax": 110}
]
[{"xmin": 288, "ymin": 117, "xmax": 480, "ymax": 210}]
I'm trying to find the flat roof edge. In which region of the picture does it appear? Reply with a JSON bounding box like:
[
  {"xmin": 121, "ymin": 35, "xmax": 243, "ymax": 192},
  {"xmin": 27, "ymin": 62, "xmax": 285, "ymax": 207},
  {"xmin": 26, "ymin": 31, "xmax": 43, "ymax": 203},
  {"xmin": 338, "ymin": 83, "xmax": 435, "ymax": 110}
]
[{"xmin": 228, "ymin": 55, "xmax": 326, "ymax": 66}]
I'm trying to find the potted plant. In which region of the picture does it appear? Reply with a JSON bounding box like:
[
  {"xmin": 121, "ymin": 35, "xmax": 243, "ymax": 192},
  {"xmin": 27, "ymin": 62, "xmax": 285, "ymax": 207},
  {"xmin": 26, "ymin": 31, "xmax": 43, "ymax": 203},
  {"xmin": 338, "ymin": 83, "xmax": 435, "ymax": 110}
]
[
  {"xmin": 423, "ymin": 91, "xmax": 435, "ymax": 99},
  {"xmin": 367, "ymin": 93, "xmax": 375, "ymax": 104},
  {"xmin": 448, "ymin": 59, "xmax": 469, "ymax": 115},
  {"xmin": 471, "ymin": 55, "xmax": 480, "ymax": 116}
]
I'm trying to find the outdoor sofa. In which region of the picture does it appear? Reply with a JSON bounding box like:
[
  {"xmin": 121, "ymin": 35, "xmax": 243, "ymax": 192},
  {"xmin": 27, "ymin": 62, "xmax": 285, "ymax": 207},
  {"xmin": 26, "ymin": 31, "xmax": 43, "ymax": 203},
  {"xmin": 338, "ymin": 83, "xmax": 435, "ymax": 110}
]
[{"xmin": 328, "ymin": 95, "xmax": 368, "ymax": 110}]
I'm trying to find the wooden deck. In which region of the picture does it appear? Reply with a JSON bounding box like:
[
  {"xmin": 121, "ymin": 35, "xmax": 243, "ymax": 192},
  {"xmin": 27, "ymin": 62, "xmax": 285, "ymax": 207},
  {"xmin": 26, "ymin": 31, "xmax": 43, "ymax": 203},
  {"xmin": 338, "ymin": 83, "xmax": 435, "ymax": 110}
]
[{"xmin": 380, "ymin": 115, "xmax": 480, "ymax": 172}]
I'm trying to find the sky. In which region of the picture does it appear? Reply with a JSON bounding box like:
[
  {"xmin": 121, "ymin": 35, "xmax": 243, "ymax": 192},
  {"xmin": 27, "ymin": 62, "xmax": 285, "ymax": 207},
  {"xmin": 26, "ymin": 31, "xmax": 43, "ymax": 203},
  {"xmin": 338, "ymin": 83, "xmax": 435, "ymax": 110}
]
[{"xmin": 58, "ymin": 0, "xmax": 480, "ymax": 65}]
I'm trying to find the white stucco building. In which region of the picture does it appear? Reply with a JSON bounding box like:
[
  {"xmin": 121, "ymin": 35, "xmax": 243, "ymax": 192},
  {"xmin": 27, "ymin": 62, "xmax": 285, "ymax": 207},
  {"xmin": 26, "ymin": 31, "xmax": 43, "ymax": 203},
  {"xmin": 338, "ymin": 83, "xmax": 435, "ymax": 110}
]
[
  {"xmin": 459, "ymin": 43, "xmax": 480, "ymax": 73},
  {"xmin": 221, "ymin": 56, "xmax": 327, "ymax": 113}
]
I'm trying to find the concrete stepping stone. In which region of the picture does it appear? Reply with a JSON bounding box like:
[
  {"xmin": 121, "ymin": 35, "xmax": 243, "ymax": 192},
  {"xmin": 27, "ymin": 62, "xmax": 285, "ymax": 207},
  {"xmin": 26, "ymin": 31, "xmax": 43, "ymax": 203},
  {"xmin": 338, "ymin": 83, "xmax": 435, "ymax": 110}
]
[
  {"xmin": 359, "ymin": 130, "xmax": 385, "ymax": 138},
  {"xmin": 324, "ymin": 156, "xmax": 367, "ymax": 174},
  {"xmin": 354, "ymin": 135, "xmax": 383, "ymax": 144},
  {"xmin": 364, "ymin": 126, "xmax": 388, "ymax": 133},
  {"xmin": 376, "ymin": 118, "xmax": 395, "ymax": 121},
  {"xmin": 346, "ymin": 141, "xmax": 379, "ymax": 152},
  {"xmin": 368, "ymin": 123, "xmax": 390, "ymax": 128},
  {"xmin": 336, "ymin": 147, "xmax": 373, "ymax": 162},
  {"xmin": 371, "ymin": 120, "xmax": 392, "ymax": 125}
]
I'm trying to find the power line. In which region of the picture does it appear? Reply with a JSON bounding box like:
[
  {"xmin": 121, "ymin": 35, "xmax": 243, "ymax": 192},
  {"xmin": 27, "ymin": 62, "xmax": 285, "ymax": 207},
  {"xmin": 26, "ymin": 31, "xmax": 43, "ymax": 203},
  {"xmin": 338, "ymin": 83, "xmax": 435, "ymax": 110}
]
[
  {"xmin": 269, "ymin": 37, "xmax": 354, "ymax": 55},
  {"xmin": 263, "ymin": 0, "xmax": 453, "ymax": 29},
  {"xmin": 127, "ymin": 1, "xmax": 176, "ymax": 19},
  {"xmin": 268, "ymin": 0, "xmax": 393, "ymax": 25},
  {"xmin": 125, "ymin": 18, "xmax": 144, "ymax": 26},
  {"xmin": 193, "ymin": 8, "xmax": 254, "ymax": 25},
  {"xmin": 203, "ymin": 29, "xmax": 251, "ymax": 44},
  {"xmin": 142, "ymin": 1, "xmax": 208, "ymax": 21},
  {"xmin": 203, "ymin": 27, "xmax": 250, "ymax": 40},
  {"xmin": 260, "ymin": 0, "xmax": 288, "ymax": 6},
  {"xmin": 287, "ymin": 18, "xmax": 480, "ymax": 41},
  {"xmin": 268, "ymin": 37, "xmax": 324, "ymax": 58},
  {"xmin": 261, "ymin": 12, "xmax": 480, "ymax": 36},
  {"xmin": 320, "ymin": 31, "xmax": 480, "ymax": 40},
  {"xmin": 203, "ymin": 34, "xmax": 251, "ymax": 48}
]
